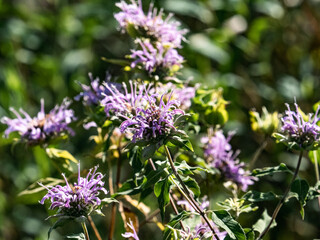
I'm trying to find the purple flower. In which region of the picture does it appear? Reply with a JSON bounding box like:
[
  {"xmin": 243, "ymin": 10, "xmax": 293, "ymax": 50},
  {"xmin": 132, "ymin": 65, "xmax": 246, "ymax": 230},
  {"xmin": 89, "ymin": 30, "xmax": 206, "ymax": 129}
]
[
  {"xmin": 178, "ymin": 221, "xmax": 226, "ymax": 240},
  {"xmin": 176, "ymin": 197, "xmax": 226, "ymax": 239},
  {"xmin": 150, "ymin": 82, "xmax": 196, "ymax": 111},
  {"xmin": 201, "ymin": 130, "xmax": 255, "ymax": 191},
  {"xmin": 75, "ymin": 72, "xmax": 120, "ymax": 106},
  {"xmin": 39, "ymin": 164, "xmax": 108, "ymax": 218},
  {"xmin": 177, "ymin": 196, "xmax": 209, "ymax": 213},
  {"xmin": 115, "ymin": 0, "xmax": 187, "ymax": 48},
  {"xmin": 122, "ymin": 219, "xmax": 139, "ymax": 240},
  {"xmin": 119, "ymin": 86, "xmax": 184, "ymax": 142},
  {"xmin": 130, "ymin": 39, "xmax": 184, "ymax": 77},
  {"xmin": 201, "ymin": 131, "xmax": 234, "ymax": 162},
  {"xmin": 101, "ymin": 80, "xmax": 149, "ymax": 117},
  {"xmin": 1, "ymin": 98, "xmax": 76, "ymax": 145},
  {"xmin": 279, "ymin": 102, "xmax": 320, "ymax": 149}
]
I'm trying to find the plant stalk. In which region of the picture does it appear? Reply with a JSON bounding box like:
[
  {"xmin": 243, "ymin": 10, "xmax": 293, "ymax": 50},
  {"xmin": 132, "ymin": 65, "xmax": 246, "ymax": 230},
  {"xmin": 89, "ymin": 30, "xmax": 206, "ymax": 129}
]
[
  {"xmin": 148, "ymin": 158, "xmax": 186, "ymax": 231},
  {"xmin": 164, "ymin": 145, "xmax": 220, "ymax": 239},
  {"xmin": 257, "ymin": 150, "xmax": 304, "ymax": 240},
  {"xmin": 250, "ymin": 137, "xmax": 268, "ymax": 170},
  {"xmin": 312, "ymin": 151, "xmax": 320, "ymax": 208},
  {"xmin": 88, "ymin": 216, "xmax": 102, "ymax": 240},
  {"xmin": 108, "ymin": 147, "xmax": 123, "ymax": 240},
  {"xmin": 81, "ymin": 221, "xmax": 90, "ymax": 240}
]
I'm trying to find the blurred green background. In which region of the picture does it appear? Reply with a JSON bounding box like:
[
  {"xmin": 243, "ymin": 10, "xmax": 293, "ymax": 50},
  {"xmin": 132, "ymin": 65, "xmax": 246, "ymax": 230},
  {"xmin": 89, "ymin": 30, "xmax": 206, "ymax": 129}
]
[{"xmin": 1, "ymin": 0, "xmax": 320, "ymax": 239}]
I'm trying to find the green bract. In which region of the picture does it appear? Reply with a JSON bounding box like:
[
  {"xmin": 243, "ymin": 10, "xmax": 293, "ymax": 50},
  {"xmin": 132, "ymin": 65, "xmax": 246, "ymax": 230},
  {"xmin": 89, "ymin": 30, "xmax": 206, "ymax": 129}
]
[{"xmin": 192, "ymin": 88, "xmax": 228, "ymax": 126}]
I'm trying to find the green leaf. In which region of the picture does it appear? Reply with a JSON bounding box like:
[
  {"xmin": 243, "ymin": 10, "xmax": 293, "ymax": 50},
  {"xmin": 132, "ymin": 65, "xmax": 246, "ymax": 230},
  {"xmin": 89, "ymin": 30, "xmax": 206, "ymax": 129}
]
[
  {"xmin": 308, "ymin": 150, "xmax": 320, "ymax": 166},
  {"xmin": 101, "ymin": 197, "xmax": 118, "ymax": 205},
  {"xmin": 252, "ymin": 163, "xmax": 293, "ymax": 177},
  {"xmin": 306, "ymin": 181, "xmax": 320, "ymax": 201},
  {"xmin": 154, "ymin": 177, "xmax": 172, "ymax": 221},
  {"xmin": 17, "ymin": 177, "xmax": 64, "ymax": 204},
  {"xmin": 142, "ymin": 143, "xmax": 158, "ymax": 160},
  {"xmin": 33, "ymin": 146, "xmax": 50, "ymax": 178},
  {"xmin": 290, "ymin": 179, "xmax": 309, "ymax": 219},
  {"xmin": 163, "ymin": 211, "xmax": 193, "ymax": 240},
  {"xmin": 182, "ymin": 176, "xmax": 201, "ymax": 198},
  {"xmin": 129, "ymin": 146, "xmax": 143, "ymax": 173},
  {"xmin": 114, "ymin": 178, "xmax": 145, "ymax": 197},
  {"xmin": 114, "ymin": 162, "xmax": 167, "ymax": 197},
  {"xmin": 46, "ymin": 148, "xmax": 78, "ymax": 173},
  {"xmin": 46, "ymin": 148, "xmax": 78, "ymax": 163},
  {"xmin": 210, "ymin": 210, "xmax": 246, "ymax": 240},
  {"xmin": 48, "ymin": 217, "xmax": 71, "ymax": 240},
  {"xmin": 175, "ymin": 161, "xmax": 216, "ymax": 175},
  {"xmin": 173, "ymin": 114, "xmax": 191, "ymax": 127},
  {"xmin": 101, "ymin": 57, "xmax": 130, "ymax": 66},
  {"xmin": 244, "ymin": 228, "xmax": 255, "ymax": 240},
  {"xmin": 242, "ymin": 190, "xmax": 280, "ymax": 202},
  {"xmin": 252, "ymin": 209, "xmax": 276, "ymax": 234},
  {"xmin": 167, "ymin": 136, "xmax": 194, "ymax": 152},
  {"xmin": 189, "ymin": 33, "xmax": 230, "ymax": 64}
]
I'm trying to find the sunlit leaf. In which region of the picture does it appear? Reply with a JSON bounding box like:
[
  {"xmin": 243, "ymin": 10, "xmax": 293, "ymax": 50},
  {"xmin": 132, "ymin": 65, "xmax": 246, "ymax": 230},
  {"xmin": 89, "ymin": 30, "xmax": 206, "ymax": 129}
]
[
  {"xmin": 252, "ymin": 210, "xmax": 276, "ymax": 234},
  {"xmin": 210, "ymin": 210, "xmax": 246, "ymax": 240},
  {"xmin": 252, "ymin": 163, "xmax": 292, "ymax": 177},
  {"xmin": 163, "ymin": 211, "xmax": 193, "ymax": 240},
  {"xmin": 154, "ymin": 177, "xmax": 172, "ymax": 221}
]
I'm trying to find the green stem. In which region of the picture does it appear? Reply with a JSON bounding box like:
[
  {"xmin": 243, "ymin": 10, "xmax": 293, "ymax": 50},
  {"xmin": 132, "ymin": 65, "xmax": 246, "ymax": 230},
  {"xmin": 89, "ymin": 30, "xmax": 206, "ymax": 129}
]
[
  {"xmin": 312, "ymin": 151, "xmax": 320, "ymax": 208},
  {"xmin": 108, "ymin": 147, "xmax": 123, "ymax": 240},
  {"xmin": 164, "ymin": 145, "xmax": 220, "ymax": 240},
  {"xmin": 257, "ymin": 150, "xmax": 304, "ymax": 240},
  {"xmin": 81, "ymin": 221, "xmax": 90, "ymax": 240},
  {"xmin": 250, "ymin": 137, "xmax": 268, "ymax": 170},
  {"xmin": 148, "ymin": 159, "xmax": 186, "ymax": 231},
  {"xmin": 88, "ymin": 216, "xmax": 102, "ymax": 240}
]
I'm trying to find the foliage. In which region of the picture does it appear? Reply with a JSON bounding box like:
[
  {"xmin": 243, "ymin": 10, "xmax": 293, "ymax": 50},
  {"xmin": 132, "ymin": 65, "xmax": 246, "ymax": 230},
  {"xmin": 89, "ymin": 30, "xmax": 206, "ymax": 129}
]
[{"xmin": 1, "ymin": 0, "xmax": 320, "ymax": 240}]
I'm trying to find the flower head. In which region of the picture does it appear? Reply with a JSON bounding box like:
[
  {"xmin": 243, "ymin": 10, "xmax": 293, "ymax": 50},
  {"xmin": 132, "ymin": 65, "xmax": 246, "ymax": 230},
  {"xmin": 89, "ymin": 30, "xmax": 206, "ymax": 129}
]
[
  {"xmin": 101, "ymin": 80, "xmax": 149, "ymax": 117},
  {"xmin": 201, "ymin": 130, "xmax": 255, "ymax": 191},
  {"xmin": 39, "ymin": 164, "xmax": 108, "ymax": 218},
  {"xmin": 130, "ymin": 39, "xmax": 184, "ymax": 77},
  {"xmin": 119, "ymin": 85, "xmax": 185, "ymax": 142},
  {"xmin": 75, "ymin": 72, "xmax": 120, "ymax": 106},
  {"xmin": 149, "ymin": 82, "xmax": 196, "ymax": 111},
  {"xmin": 276, "ymin": 102, "xmax": 320, "ymax": 150},
  {"xmin": 1, "ymin": 98, "xmax": 76, "ymax": 145},
  {"xmin": 178, "ymin": 223, "xmax": 226, "ymax": 240},
  {"xmin": 115, "ymin": 0, "xmax": 187, "ymax": 48}
]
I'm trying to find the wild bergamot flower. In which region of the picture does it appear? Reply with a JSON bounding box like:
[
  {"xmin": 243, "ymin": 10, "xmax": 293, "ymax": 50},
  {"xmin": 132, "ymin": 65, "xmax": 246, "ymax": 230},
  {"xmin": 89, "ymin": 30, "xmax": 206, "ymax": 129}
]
[
  {"xmin": 39, "ymin": 164, "xmax": 108, "ymax": 218},
  {"xmin": 273, "ymin": 102, "xmax": 320, "ymax": 150},
  {"xmin": 1, "ymin": 98, "xmax": 76, "ymax": 145},
  {"xmin": 201, "ymin": 130, "xmax": 255, "ymax": 191}
]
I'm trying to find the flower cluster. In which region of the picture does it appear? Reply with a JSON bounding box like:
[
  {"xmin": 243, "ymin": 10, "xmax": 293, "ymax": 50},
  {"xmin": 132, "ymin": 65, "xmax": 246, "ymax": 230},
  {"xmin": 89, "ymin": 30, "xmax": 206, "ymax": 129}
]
[
  {"xmin": 75, "ymin": 72, "xmax": 121, "ymax": 106},
  {"xmin": 1, "ymin": 98, "xmax": 76, "ymax": 145},
  {"xmin": 101, "ymin": 81, "xmax": 185, "ymax": 142},
  {"xmin": 101, "ymin": 80, "xmax": 148, "ymax": 117},
  {"xmin": 177, "ymin": 197, "xmax": 226, "ymax": 240},
  {"xmin": 115, "ymin": 0, "xmax": 187, "ymax": 48},
  {"xmin": 115, "ymin": 0, "xmax": 187, "ymax": 77},
  {"xmin": 39, "ymin": 164, "xmax": 108, "ymax": 218},
  {"xmin": 152, "ymin": 82, "xmax": 196, "ymax": 111},
  {"xmin": 119, "ymin": 88, "xmax": 184, "ymax": 142},
  {"xmin": 178, "ymin": 224, "xmax": 226, "ymax": 240},
  {"xmin": 130, "ymin": 39, "xmax": 184, "ymax": 77},
  {"xmin": 201, "ymin": 130, "xmax": 255, "ymax": 191},
  {"xmin": 276, "ymin": 102, "xmax": 320, "ymax": 150}
]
